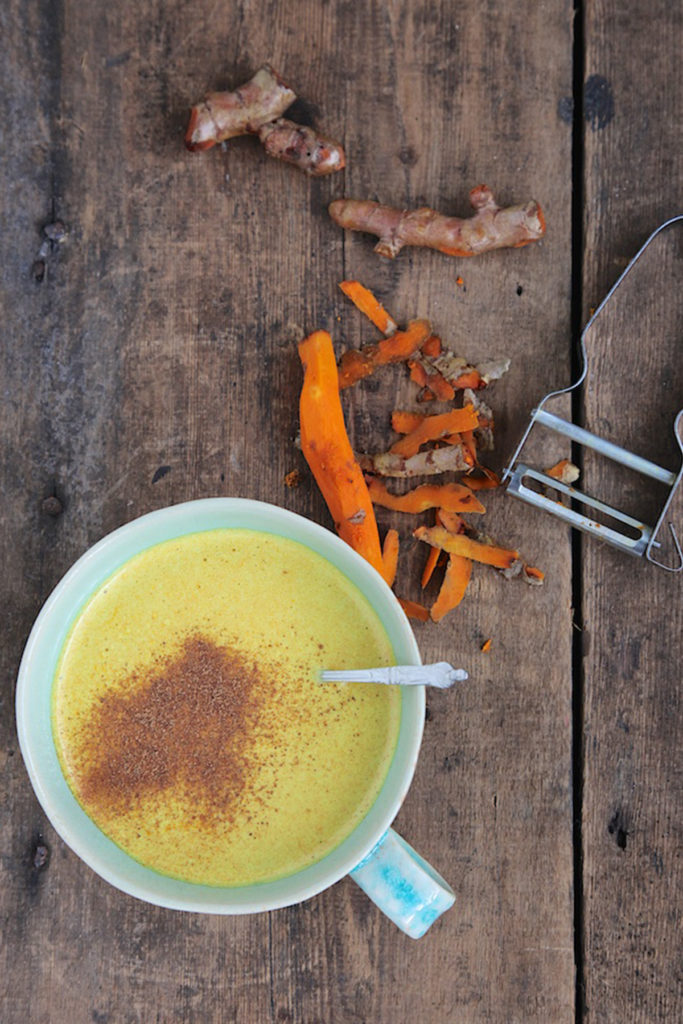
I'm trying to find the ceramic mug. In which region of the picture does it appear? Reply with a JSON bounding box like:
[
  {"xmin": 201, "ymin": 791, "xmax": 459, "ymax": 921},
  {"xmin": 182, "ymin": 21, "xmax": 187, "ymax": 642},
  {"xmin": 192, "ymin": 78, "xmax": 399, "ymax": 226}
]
[{"xmin": 16, "ymin": 498, "xmax": 454, "ymax": 938}]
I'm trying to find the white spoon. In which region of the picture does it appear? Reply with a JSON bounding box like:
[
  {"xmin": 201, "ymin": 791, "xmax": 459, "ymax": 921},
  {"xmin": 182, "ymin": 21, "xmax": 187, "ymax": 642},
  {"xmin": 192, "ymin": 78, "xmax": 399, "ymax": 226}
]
[{"xmin": 320, "ymin": 661, "xmax": 467, "ymax": 690}]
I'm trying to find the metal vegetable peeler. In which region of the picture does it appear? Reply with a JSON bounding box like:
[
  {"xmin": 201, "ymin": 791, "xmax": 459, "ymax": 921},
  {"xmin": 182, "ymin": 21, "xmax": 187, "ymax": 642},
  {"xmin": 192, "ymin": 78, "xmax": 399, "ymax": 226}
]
[{"xmin": 503, "ymin": 215, "xmax": 683, "ymax": 571}]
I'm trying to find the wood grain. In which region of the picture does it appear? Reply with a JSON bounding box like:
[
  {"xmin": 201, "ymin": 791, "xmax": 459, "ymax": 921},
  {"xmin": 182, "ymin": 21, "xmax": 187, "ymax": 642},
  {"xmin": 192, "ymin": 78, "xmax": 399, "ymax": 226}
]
[
  {"xmin": 1, "ymin": 1, "xmax": 574, "ymax": 1021},
  {"xmin": 581, "ymin": 2, "xmax": 683, "ymax": 1020}
]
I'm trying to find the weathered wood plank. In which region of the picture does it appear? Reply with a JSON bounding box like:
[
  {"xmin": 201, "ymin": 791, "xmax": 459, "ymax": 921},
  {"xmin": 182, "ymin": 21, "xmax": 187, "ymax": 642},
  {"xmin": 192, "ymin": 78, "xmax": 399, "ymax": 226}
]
[
  {"xmin": 581, "ymin": 2, "xmax": 683, "ymax": 1019},
  {"xmin": 2, "ymin": 1, "xmax": 574, "ymax": 1021}
]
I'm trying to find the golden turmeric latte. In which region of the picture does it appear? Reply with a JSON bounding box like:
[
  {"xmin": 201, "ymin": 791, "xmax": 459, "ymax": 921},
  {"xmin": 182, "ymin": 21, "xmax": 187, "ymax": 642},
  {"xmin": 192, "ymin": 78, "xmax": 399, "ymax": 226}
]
[{"xmin": 52, "ymin": 529, "xmax": 400, "ymax": 886}]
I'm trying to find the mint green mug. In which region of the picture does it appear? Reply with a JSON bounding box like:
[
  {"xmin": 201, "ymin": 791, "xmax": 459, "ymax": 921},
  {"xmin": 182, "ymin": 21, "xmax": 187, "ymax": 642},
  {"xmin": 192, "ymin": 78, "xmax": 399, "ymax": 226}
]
[{"xmin": 16, "ymin": 498, "xmax": 454, "ymax": 938}]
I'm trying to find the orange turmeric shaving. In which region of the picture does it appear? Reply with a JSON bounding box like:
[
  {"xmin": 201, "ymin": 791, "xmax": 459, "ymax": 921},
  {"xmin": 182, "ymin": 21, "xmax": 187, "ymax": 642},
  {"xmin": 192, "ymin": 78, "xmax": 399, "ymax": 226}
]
[
  {"xmin": 421, "ymin": 544, "xmax": 441, "ymax": 589},
  {"xmin": 462, "ymin": 468, "xmax": 501, "ymax": 490},
  {"xmin": 298, "ymin": 330, "xmax": 384, "ymax": 578},
  {"xmin": 339, "ymin": 281, "xmax": 397, "ymax": 336},
  {"xmin": 338, "ymin": 319, "xmax": 432, "ymax": 389},
  {"xmin": 414, "ymin": 526, "xmax": 519, "ymax": 569},
  {"xmin": 422, "ymin": 335, "xmax": 442, "ymax": 358},
  {"xmin": 431, "ymin": 555, "xmax": 472, "ymax": 622},
  {"xmin": 398, "ymin": 598, "xmax": 430, "ymax": 622},
  {"xmin": 381, "ymin": 529, "xmax": 400, "ymax": 587},
  {"xmin": 391, "ymin": 410, "xmax": 425, "ymax": 434},
  {"xmin": 366, "ymin": 479, "xmax": 485, "ymax": 515},
  {"xmin": 390, "ymin": 406, "xmax": 479, "ymax": 458}
]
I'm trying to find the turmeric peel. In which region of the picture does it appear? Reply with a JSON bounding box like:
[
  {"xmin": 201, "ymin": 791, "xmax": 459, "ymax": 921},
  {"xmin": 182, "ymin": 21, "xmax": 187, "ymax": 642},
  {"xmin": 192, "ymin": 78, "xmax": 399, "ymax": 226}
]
[
  {"xmin": 339, "ymin": 281, "xmax": 397, "ymax": 336},
  {"xmin": 414, "ymin": 525, "xmax": 519, "ymax": 569},
  {"xmin": 338, "ymin": 319, "xmax": 432, "ymax": 388},
  {"xmin": 366, "ymin": 479, "xmax": 485, "ymax": 515}
]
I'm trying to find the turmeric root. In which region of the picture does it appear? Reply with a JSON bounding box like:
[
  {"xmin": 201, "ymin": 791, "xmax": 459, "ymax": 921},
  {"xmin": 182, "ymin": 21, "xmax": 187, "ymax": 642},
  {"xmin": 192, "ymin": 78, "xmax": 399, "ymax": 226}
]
[
  {"xmin": 329, "ymin": 185, "xmax": 545, "ymax": 260},
  {"xmin": 186, "ymin": 65, "xmax": 295, "ymax": 150},
  {"xmin": 257, "ymin": 119, "xmax": 345, "ymax": 176},
  {"xmin": 186, "ymin": 65, "xmax": 345, "ymax": 175}
]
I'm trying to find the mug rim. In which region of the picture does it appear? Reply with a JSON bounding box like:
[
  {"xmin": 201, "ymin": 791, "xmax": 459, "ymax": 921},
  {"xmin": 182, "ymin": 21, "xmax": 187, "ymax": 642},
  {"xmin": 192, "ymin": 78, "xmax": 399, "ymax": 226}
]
[{"xmin": 16, "ymin": 497, "xmax": 424, "ymax": 913}]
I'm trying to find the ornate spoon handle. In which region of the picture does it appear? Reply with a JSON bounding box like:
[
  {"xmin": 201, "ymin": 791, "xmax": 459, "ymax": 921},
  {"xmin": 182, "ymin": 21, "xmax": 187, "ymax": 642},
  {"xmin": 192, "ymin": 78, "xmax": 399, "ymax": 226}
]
[{"xmin": 320, "ymin": 661, "xmax": 467, "ymax": 689}]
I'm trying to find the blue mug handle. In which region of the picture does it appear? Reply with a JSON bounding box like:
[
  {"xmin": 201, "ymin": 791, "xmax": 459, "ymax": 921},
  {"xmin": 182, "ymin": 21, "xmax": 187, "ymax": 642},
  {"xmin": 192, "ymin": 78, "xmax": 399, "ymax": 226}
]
[{"xmin": 350, "ymin": 829, "xmax": 455, "ymax": 938}]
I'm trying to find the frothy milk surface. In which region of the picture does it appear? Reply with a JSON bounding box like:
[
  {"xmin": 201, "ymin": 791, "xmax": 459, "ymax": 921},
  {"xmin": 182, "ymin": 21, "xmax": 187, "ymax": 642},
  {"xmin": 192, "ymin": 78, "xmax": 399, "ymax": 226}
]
[{"xmin": 52, "ymin": 529, "xmax": 400, "ymax": 886}]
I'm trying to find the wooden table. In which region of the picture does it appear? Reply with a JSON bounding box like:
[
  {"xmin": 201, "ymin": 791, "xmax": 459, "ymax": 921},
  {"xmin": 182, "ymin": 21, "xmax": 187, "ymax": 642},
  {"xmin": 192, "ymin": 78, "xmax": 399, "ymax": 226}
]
[{"xmin": 2, "ymin": 2, "xmax": 681, "ymax": 1021}]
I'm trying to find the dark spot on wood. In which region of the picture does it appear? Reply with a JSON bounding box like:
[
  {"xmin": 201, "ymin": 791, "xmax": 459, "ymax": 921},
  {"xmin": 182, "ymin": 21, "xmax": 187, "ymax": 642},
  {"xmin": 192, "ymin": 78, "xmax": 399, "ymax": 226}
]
[
  {"xmin": 104, "ymin": 51, "xmax": 131, "ymax": 69},
  {"xmin": 425, "ymin": 704, "xmax": 432, "ymax": 721},
  {"xmin": 276, "ymin": 1009, "xmax": 293, "ymax": 1023},
  {"xmin": 32, "ymin": 842, "xmax": 50, "ymax": 870},
  {"xmin": 628, "ymin": 637, "xmax": 641, "ymax": 674},
  {"xmin": 441, "ymin": 751, "xmax": 462, "ymax": 773},
  {"xmin": 360, "ymin": 377, "xmax": 381, "ymax": 394},
  {"xmin": 32, "ymin": 260, "xmax": 46, "ymax": 282},
  {"xmin": 43, "ymin": 220, "xmax": 67, "ymax": 243},
  {"xmin": 26, "ymin": 834, "xmax": 51, "ymax": 896},
  {"xmin": 516, "ymin": 284, "xmax": 524, "ymax": 296},
  {"xmin": 152, "ymin": 465, "xmax": 172, "ymax": 483},
  {"xmin": 557, "ymin": 95, "xmax": 574, "ymax": 124},
  {"xmin": 41, "ymin": 494, "xmax": 63, "ymax": 516},
  {"xmin": 398, "ymin": 146, "xmax": 418, "ymax": 167},
  {"xmin": 584, "ymin": 74, "xmax": 615, "ymax": 131},
  {"xmin": 220, "ymin": 472, "xmax": 225, "ymax": 482},
  {"xmin": 651, "ymin": 850, "xmax": 664, "ymax": 877},
  {"xmin": 91, "ymin": 1010, "xmax": 110, "ymax": 1024},
  {"xmin": 608, "ymin": 807, "xmax": 629, "ymax": 850}
]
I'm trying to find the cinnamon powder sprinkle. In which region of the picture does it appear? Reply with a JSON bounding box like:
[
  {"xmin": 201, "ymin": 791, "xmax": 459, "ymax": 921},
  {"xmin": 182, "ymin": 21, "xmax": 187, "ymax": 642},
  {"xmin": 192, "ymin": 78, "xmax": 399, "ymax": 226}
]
[{"xmin": 76, "ymin": 635, "xmax": 265, "ymax": 825}]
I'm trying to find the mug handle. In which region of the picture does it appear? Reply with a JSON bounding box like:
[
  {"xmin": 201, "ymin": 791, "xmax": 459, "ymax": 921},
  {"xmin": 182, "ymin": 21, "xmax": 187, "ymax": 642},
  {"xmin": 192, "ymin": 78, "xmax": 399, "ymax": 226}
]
[{"xmin": 349, "ymin": 828, "xmax": 455, "ymax": 938}]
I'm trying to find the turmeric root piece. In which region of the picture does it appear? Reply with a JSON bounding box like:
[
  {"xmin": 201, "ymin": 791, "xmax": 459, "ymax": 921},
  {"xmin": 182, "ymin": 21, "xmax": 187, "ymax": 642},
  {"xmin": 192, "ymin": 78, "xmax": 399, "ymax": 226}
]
[
  {"xmin": 186, "ymin": 65, "xmax": 295, "ymax": 151},
  {"xmin": 339, "ymin": 281, "xmax": 397, "ymax": 336},
  {"xmin": 389, "ymin": 405, "xmax": 479, "ymax": 458},
  {"xmin": 366, "ymin": 479, "xmax": 486, "ymax": 515},
  {"xmin": 329, "ymin": 185, "xmax": 546, "ymax": 260},
  {"xmin": 414, "ymin": 525, "xmax": 519, "ymax": 569},
  {"xmin": 357, "ymin": 445, "xmax": 471, "ymax": 477},
  {"xmin": 258, "ymin": 119, "xmax": 345, "ymax": 176},
  {"xmin": 338, "ymin": 319, "xmax": 431, "ymax": 389}
]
